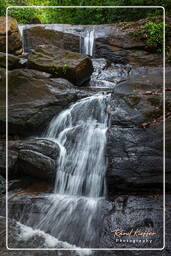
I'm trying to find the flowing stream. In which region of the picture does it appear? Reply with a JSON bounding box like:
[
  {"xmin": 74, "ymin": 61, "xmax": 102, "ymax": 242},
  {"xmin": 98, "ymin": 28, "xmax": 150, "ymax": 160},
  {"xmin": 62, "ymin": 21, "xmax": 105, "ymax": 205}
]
[
  {"xmin": 13, "ymin": 24, "xmax": 119, "ymax": 250},
  {"xmin": 16, "ymin": 93, "xmax": 111, "ymax": 249}
]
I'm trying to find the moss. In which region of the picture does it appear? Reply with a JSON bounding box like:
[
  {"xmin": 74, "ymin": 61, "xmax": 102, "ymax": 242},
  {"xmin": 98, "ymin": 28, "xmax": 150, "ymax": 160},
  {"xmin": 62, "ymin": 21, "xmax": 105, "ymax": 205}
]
[{"xmin": 123, "ymin": 95, "xmax": 141, "ymax": 107}]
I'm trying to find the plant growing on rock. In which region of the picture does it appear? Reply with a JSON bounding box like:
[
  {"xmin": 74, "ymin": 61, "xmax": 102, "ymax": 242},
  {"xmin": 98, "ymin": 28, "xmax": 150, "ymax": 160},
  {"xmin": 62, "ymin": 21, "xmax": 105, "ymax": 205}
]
[{"xmin": 144, "ymin": 21, "xmax": 163, "ymax": 53}]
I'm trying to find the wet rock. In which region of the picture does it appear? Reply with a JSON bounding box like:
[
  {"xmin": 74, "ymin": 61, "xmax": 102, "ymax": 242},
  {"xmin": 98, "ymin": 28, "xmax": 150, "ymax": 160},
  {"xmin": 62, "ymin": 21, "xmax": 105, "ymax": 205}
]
[
  {"xmin": 94, "ymin": 18, "xmax": 163, "ymax": 66},
  {"xmin": 106, "ymin": 78, "xmax": 171, "ymax": 194},
  {"xmin": 95, "ymin": 38, "xmax": 162, "ymax": 66},
  {"xmin": 13, "ymin": 139, "xmax": 60, "ymax": 181},
  {"xmin": 106, "ymin": 126, "xmax": 167, "ymax": 194},
  {"xmin": 24, "ymin": 26, "xmax": 80, "ymax": 53},
  {"xmin": 0, "ymin": 138, "xmax": 60, "ymax": 182},
  {"xmin": 27, "ymin": 45, "xmax": 93, "ymax": 86},
  {"xmin": 0, "ymin": 68, "xmax": 80, "ymax": 137},
  {"xmin": 0, "ymin": 17, "xmax": 22, "ymax": 55}
]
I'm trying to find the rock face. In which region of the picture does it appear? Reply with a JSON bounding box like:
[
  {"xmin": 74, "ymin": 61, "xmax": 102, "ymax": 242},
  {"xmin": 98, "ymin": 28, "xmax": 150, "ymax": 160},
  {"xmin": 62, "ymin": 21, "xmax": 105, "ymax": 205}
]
[
  {"xmin": 0, "ymin": 68, "xmax": 80, "ymax": 136},
  {"xmin": 0, "ymin": 17, "xmax": 22, "ymax": 55},
  {"xmin": 27, "ymin": 45, "xmax": 93, "ymax": 86},
  {"xmin": 106, "ymin": 69, "xmax": 171, "ymax": 195},
  {"xmin": 94, "ymin": 18, "xmax": 163, "ymax": 66},
  {"xmin": 23, "ymin": 26, "xmax": 80, "ymax": 53}
]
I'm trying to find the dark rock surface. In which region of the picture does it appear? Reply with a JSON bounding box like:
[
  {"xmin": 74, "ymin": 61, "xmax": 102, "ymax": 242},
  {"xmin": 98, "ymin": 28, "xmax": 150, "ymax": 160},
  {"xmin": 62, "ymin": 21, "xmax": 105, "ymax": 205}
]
[
  {"xmin": 106, "ymin": 125, "xmax": 165, "ymax": 194},
  {"xmin": 95, "ymin": 38, "xmax": 162, "ymax": 66},
  {"xmin": 100, "ymin": 195, "xmax": 164, "ymax": 249},
  {"xmin": 27, "ymin": 45, "xmax": 93, "ymax": 86},
  {"xmin": 106, "ymin": 67, "xmax": 171, "ymax": 194},
  {"xmin": 0, "ymin": 138, "xmax": 60, "ymax": 182},
  {"xmin": 10, "ymin": 139, "xmax": 59, "ymax": 181},
  {"xmin": 0, "ymin": 68, "xmax": 80, "ymax": 137},
  {"xmin": 16, "ymin": 139, "xmax": 60, "ymax": 180}
]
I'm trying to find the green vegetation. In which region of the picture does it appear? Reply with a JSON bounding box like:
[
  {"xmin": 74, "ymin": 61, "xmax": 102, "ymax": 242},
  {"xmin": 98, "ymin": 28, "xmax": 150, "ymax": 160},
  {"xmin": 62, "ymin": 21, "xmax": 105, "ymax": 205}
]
[
  {"xmin": 144, "ymin": 21, "xmax": 163, "ymax": 52},
  {"xmin": 0, "ymin": 0, "xmax": 170, "ymax": 24}
]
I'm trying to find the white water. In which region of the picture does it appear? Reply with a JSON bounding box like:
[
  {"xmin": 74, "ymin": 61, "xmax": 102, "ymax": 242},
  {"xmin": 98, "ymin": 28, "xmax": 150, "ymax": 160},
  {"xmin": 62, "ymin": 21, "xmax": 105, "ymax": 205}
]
[
  {"xmin": 45, "ymin": 93, "xmax": 110, "ymax": 197},
  {"xmin": 83, "ymin": 28, "xmax": 95, "ymax": 56},
  {"xmin": 17, "ymin": 222, "xmax": 92, "ymax": 254}
]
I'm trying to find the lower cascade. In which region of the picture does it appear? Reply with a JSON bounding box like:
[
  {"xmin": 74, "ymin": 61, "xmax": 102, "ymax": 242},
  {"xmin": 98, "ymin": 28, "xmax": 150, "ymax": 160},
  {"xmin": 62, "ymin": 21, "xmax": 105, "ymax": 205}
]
[{"xmin": 19, "ymin": 93, "xmax": 111, "ymax": 248}]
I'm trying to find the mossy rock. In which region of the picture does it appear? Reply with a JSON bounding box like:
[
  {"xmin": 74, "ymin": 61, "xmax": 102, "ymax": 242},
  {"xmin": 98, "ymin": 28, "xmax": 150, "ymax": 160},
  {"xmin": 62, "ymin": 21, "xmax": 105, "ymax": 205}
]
[{"xmin": 27, "ymin": 45, "xmax": 93, "ymax": 86}]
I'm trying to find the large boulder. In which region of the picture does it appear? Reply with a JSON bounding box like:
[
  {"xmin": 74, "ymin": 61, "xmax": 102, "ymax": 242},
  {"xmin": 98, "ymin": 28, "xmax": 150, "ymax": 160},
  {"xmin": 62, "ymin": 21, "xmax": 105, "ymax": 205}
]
[
  {"xmin": 15, "ymin": 139, "xmax": 60, "ymax": 181},
  {"xmin": 0, "ymin": 139, "xmax": 60, "ymax": 181},
  {"xmin": 23, "ymin": 26, "xmax": 80, "ymax": 53},
  {"xmin": 95, "ymin": 17, "xmax": 164, "ymax": 66},
  {"xmin": 27, "ymin": 45, "xmax": 93, "ymax": 86},
  {"xmin": 0, "ymin": 16, "xmax": 22, "ymax": 55},
  {"xmin": 0, "ymin": 68, "xmax": 80, "ymax": 136}
]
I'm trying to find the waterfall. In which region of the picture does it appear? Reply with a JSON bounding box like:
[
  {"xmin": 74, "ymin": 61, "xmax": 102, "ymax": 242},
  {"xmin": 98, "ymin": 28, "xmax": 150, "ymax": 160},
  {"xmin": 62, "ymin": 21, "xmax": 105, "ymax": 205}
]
[
  {"xmin": 45, "ymin": 93, "xmax": 110, "ymax": 197},
  {"xmin": 18, "ymin": 24, "xmax": 38, "ymax": 53},
  {"xmin": 83, "ymin": 28, "xmax": 95, "ymax": 56},
  {"xmin": 29, "ymin": 93, "xmax": 111, "ymax": 247},
  {"xmin": 19, "ymin": 24, "xmax": 96, "ymax": 56}
]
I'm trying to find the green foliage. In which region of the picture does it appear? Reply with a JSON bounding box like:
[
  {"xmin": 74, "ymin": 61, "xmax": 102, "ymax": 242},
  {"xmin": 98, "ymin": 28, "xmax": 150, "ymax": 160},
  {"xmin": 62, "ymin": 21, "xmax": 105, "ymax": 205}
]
[
  {"xmin": 0, "ymin": 0, "xmax": 169, "ymax": 24},
  {"xmin": 144, "ymin": 21, "xmax": 163, "ymax": 52}
]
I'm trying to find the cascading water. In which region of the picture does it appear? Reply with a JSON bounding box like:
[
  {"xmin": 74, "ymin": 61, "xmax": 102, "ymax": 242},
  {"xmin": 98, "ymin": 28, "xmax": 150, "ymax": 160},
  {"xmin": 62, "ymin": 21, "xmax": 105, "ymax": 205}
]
[
  {"xmin": 46, "ymin": 94, "xmax": 109, "ymax": 197},
  {"xmin": 12, "ymin": 24, "xmax": 117, "ymax": 250},
  {"xmin": 17, "ymin": 93, "xmax": 111, "ymax": 248},
  {"xmin": 32, "ymin": 93, "xmax": 111, "ymax": 248},
  {"xmin": 83, "ymin": 28, "xmax": 95, "ymax": 56}
]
